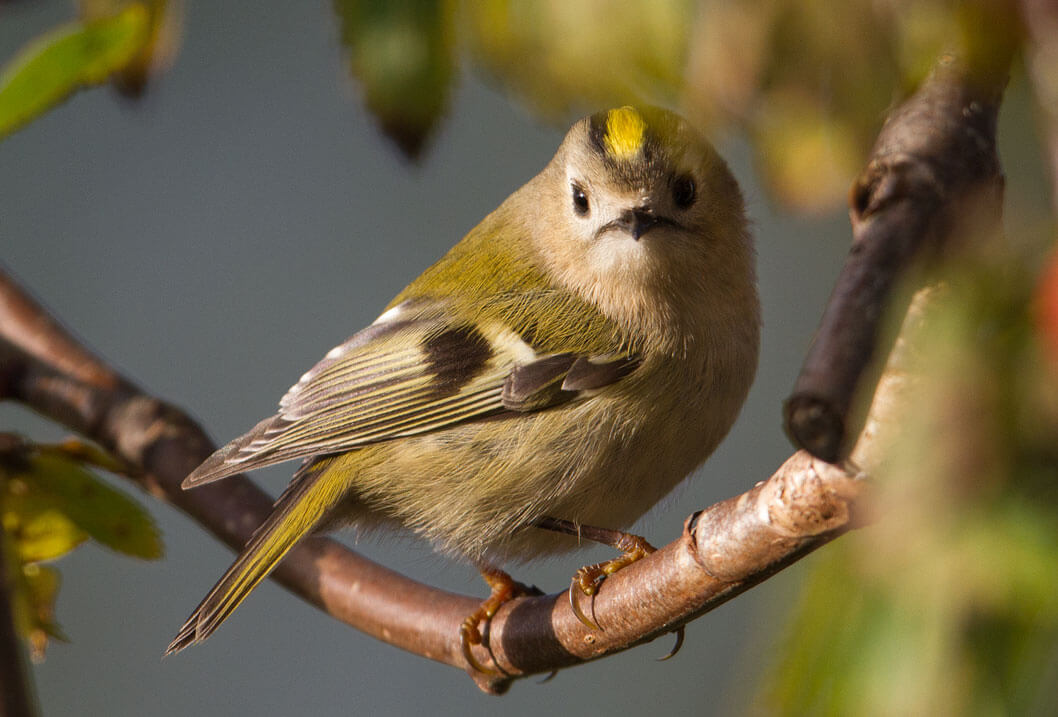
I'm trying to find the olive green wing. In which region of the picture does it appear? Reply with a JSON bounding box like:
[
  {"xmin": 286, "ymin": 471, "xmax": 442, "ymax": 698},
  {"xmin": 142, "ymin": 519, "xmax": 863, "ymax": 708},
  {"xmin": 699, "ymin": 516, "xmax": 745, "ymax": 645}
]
[{"xmin": 182, "ymin": 309, "xmax": 639, "ymax": 489}]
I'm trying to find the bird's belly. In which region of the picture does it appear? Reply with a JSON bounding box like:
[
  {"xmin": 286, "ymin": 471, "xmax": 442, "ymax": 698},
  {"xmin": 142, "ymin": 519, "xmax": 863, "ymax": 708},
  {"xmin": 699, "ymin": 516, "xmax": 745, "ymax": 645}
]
[{"xmin": 333, "ymin": 381, "xmax": 731, "ymax": 565}]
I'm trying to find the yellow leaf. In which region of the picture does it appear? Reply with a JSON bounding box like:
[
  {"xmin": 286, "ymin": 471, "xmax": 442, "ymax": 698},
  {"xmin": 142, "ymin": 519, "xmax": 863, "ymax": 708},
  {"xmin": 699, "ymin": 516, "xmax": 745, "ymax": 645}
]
[
  {"xmin": 1, "ymin": 440, "xmax": 163, "ymax": 561},
  {"xmin": 3, "ymin": 491, "xmax": 88, "ymax": 563}
]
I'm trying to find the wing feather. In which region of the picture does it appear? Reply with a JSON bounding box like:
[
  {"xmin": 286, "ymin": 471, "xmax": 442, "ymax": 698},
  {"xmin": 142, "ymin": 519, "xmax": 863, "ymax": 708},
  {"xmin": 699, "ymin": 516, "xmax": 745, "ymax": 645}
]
[{"xmin": 182, "ymin": 309, "xmax": 641, "ymax": 489}]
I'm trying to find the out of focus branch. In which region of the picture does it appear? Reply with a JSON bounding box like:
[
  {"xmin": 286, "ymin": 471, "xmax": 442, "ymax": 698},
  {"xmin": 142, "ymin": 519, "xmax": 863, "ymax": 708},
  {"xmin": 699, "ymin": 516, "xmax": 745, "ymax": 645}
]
[
  {"xmin": 784, "ymin": 54, "xmax": 1009, "ymax": 462},
  {"xmin": 0, "ymin": 505, "xmax": 37, "ymax": 717},
  {"xmin": 0, "ymin": 266, "xmax": 863, "ymax": 694},
  {"xmin": 1021, "ymin": 0, "xmax": 1058, "ymax": 217}
]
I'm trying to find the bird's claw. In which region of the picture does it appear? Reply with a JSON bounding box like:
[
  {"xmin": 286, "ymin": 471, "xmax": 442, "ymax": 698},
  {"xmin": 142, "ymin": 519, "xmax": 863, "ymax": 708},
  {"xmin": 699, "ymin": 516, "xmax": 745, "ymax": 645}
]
[
  {"xmin": 537, "ymin": 670, "xmax": 559, "ymax": 684},
  {"xmin": 567, "ymin": 537, "xmax": 656, "ymax": 631},
  {"xmin": 657, "ymin": 626, "xmax": 685, "ymax": 661},
  {"xmin": 460, "ymin": 568, "xmax": 532, "ymax": 675},
  {"xmin": 460, "ymin": 618, "xmax": 498, "ymax": 676},
  {"xmin": 568, "ymin": 573, "xmax": 602, "ymax": 630}
]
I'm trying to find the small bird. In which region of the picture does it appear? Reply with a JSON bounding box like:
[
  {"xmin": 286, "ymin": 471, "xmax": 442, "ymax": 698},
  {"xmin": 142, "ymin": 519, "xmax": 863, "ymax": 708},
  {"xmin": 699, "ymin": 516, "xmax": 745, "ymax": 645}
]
[{"xmin": 166, "ymin": 106, "xmax": 760, "ymax": 670}]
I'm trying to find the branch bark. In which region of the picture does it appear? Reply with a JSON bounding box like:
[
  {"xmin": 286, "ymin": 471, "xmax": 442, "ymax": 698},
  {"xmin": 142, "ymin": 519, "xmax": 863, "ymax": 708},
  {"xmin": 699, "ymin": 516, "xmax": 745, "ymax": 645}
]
[
  {"xmin": 784, "ymin": 54, "xmax": 1009, "ymax": 462},
  {"xmin": 0, "ymin": 264, "xmax": 861, "ymax": 694}
]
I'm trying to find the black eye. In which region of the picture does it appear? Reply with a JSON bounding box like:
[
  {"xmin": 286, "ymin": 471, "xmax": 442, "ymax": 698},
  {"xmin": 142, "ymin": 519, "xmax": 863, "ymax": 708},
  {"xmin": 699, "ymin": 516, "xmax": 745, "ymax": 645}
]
[
  {"xmin": 672, "ymin": 175, "xmax": 696, "ymax": 209},
  {"xmin": 572, "ymin": 184, "xmax": 590, "ymax": 216}
]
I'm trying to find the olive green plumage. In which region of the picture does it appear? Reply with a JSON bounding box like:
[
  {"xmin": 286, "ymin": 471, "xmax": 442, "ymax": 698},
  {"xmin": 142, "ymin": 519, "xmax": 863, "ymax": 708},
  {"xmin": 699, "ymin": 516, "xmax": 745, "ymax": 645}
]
[{"xmin": 166, "ymin": 106, "xmax": 760, "ymax": 655}]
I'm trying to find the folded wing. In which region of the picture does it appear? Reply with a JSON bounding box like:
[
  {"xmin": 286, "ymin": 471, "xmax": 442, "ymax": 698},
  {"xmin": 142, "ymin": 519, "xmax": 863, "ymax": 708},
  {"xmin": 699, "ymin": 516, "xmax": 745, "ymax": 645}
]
[{"xmin": 183, "ymin": 312, "xmax": 640, "ymax": 489}]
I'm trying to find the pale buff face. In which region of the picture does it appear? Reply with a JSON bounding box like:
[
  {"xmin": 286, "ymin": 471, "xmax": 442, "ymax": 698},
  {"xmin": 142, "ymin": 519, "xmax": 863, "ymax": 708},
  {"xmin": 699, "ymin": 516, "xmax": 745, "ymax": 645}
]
[{"xmin": 527, "ymin": 107, "xmax": 753, "ymax": 349}]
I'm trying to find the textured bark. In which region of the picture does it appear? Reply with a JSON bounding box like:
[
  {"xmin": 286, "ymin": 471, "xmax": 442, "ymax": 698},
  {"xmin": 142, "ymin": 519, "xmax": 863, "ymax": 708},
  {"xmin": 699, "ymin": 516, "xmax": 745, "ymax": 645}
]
[{"xmin": 785, "ymin": 55, "xmax": 1009, "ymax": 462}]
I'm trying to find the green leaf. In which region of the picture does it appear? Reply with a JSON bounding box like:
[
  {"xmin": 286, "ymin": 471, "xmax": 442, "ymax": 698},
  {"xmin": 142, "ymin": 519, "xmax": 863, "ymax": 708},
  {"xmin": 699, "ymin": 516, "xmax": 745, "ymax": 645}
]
[
  {"xmin": 27, "ymin": 448, "xmax": 163, "ymax": 560},
  {"xmin": 13, "ymin": 563, "xmax": 67, "ymax": 662},
  {"xmin": 334, "ymin": 0, "xmax": 455, "ymax": 159},
  {"xmin": 2, "ymin": 444, "xmax": 163, "ymax": 561},
  {"xmin": 2, "ymin": 436, "xmax": 161, "ymax": 659},
  {"xmin": 0, "ymin": 4, "xmax": 151, "ymax": 140},
  {"xmin": 2, "ymin": 490, "xmax": 89, "ymax": 563}
]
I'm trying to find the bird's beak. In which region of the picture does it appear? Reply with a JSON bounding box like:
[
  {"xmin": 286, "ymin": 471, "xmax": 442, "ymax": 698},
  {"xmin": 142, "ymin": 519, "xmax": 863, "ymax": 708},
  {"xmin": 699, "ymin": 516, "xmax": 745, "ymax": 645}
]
[{"xmin": 616, "ymin": 207, "xmax": 662, "ymax": 240}]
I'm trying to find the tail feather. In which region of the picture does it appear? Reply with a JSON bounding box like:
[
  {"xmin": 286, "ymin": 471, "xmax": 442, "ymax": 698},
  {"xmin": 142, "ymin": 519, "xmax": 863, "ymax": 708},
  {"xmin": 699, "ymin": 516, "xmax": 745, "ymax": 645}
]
[{"xmin": 165, "ymin": 459, "xmax": 344, "ymax": 655}]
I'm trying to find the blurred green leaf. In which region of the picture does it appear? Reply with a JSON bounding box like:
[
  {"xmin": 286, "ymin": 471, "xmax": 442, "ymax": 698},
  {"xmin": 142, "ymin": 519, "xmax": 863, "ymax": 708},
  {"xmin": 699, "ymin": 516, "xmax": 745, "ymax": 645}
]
[
  {"xmin": 15, "ymin": 446, "xmax": 163, "ymax": 560},
  {"xmin": 79, "ymin": 0, "xmax": 184, "ymax": 98},
  {"xmin": 3, "ymin": 490, "xmax": 88, "ymax": 564},
  {"xmin": 11, "ymin": 563, "xmax": 67, "ymax": 662},
  {"xmin": 686, "ymin": 0, "xmax": 1018, "ymax": 210},
  {"xmin": 1, "ymin": 435, "xmax": 162, "ymax": 659},
  {"xmin": 759, "ymin": 251, "xmax": 1058, "ymax": 715},
  {"xmin": 324, "ymin": 0, "xmax": 1019, "ymax": 208},
  {"xmin": 0, "ymin": 3, "xmax": 150, "ymax": 140},
  {"xmin": 2, "ymin": 439, "xmax": 163, "ymax": 561},
  {"xmin": 334, "ymin": 0, "xmax": 455, "ymax": 159},
  {"xmin": 464, "ymin": 0, "xmax": 690, "ymax": 121}
]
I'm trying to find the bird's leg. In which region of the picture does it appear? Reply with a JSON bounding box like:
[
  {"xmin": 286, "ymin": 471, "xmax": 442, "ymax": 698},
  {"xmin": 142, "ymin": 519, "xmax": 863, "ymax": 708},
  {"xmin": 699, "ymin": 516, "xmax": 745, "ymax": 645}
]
[
  {"xmin": 460, "ymin": 566, "xmax": 530, "ymax": 675},
  {"xmin": 535, "ymin": 517, "xmax": 656, "ymax": 630}
]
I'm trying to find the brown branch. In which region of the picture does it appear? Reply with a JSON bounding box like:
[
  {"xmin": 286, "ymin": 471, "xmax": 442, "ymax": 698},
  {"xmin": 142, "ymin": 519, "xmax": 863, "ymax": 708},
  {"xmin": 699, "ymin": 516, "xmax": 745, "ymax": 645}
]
[
  {"xmin": 784, "ymin": 54, "xmax": 1009, "ymax": 462},
  {"xmin": 0, "ymin": 475, "xmax": 39, "ymax": 717},
  {"xmin": 0, "ymin": 264, "xmax": 864, "ymax": 694}
]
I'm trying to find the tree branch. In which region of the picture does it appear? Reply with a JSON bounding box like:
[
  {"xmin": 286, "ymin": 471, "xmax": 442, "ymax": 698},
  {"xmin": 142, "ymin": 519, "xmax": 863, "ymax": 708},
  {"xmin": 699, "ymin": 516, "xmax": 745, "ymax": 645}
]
[
  {"xmin": 0, "ymin": 264, "xmax": 861, "ymax": 693},
  {"xmin": 784, "ymin": 54, "xmax": 1009, "ymax": 462}
]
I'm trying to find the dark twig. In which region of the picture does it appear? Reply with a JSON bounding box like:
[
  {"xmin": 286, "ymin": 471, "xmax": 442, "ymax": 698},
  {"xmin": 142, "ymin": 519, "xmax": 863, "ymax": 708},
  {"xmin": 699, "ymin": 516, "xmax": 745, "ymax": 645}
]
[
  {"xmin": 784, "ymin": 54, "xmax": 1009, "ymax": 462},
  {"xmin": 0, "ymin": 480, "xmax": 38, "ymax": 717}
]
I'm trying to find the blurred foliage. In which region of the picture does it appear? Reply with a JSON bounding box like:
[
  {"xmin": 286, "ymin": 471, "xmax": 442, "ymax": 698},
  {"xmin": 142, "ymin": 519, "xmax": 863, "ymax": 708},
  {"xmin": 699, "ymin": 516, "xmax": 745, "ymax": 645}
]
[
  {"xmin": 1, "ymin": 0, "xmax": 1025, "ymax": 209},
  {"xmin": 462, "ymin": 1, "xmax": 691, "ymax": 120},
  {"xmin": 78, "ymin": 0, "xmax": 184, "ymax": 98},
  {"xmin": 0, "ymin": 4, "xmax": 148, "ymax": 139},
  {"xmin": 0, "ymin": 436, "xmax": 163, "ymax": 660},
  {"xmin": 759, "ymin": 240, "xmax": 1058, "ymax": 715},
  {"xmin": 448, "ymin": 0, "xmax": 1017, "ymax": 209},
  {"xmin": 1, "ymin": 0, "xmax": 1055, "ymax": 708},
  {"xmin": 333, "ymin": 0, "xmax": 456, "ymax": 159}
]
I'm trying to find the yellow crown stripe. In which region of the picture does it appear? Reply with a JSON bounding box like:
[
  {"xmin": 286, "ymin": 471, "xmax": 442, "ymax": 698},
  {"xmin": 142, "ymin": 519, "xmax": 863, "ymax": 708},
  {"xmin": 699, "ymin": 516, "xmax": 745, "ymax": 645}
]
[{"xmin": 604, "ymin": 107, "xmax": 646, "ymax": 160}]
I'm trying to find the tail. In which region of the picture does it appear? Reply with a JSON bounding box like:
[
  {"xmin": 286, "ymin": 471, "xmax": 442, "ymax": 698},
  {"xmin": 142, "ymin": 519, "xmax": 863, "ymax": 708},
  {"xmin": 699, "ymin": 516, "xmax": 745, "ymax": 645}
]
[{"xmin": 165, "ymin": 459, "xmax": 345, "ymax": 655}]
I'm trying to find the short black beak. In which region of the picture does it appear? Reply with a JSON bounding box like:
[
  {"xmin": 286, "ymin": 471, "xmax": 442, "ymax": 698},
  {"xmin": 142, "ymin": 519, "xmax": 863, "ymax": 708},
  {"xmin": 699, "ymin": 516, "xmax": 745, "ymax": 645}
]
[{"xmin": 616, "ymin": 208, "xmax": 662, "ymax": 240}]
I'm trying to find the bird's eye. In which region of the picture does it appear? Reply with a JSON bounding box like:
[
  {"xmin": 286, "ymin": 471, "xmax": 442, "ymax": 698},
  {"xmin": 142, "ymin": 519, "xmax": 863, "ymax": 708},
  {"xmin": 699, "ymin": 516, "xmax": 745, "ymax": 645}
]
[
  {"xmin": 571, "ymin": 184, "xmax": 590, "ymax": 216},
  {"xmin": 672, "ymin": 175, "xmax": 696, "ymax": 209}
]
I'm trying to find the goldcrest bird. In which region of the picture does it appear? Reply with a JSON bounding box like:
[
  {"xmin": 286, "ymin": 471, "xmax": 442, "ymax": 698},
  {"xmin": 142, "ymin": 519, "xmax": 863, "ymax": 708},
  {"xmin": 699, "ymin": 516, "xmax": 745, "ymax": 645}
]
[{"xmin": 166, "ymin": 106, "xmax": 760, "ymax": 669}]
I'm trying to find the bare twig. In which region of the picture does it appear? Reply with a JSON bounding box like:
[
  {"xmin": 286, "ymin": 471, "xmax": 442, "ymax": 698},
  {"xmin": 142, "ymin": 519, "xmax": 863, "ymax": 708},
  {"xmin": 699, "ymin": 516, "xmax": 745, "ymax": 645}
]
[
  {"xmin": 784, "ymin": 54, "xmax": 1009, "ymax": 462},
  {"xmin": 0, "ymin": 265, "xmax": 863, "ymax": 694},
  {"xmin": 0, "ymin": 443, "xmax": 39, "ymax": 717}
]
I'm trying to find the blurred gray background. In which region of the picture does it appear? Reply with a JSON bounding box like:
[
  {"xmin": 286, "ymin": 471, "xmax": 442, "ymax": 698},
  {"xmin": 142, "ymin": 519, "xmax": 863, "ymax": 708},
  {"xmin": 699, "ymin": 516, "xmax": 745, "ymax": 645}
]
[{"xmin": 1, "ymin": 2, "xmax": 924, "ymax": 715}]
